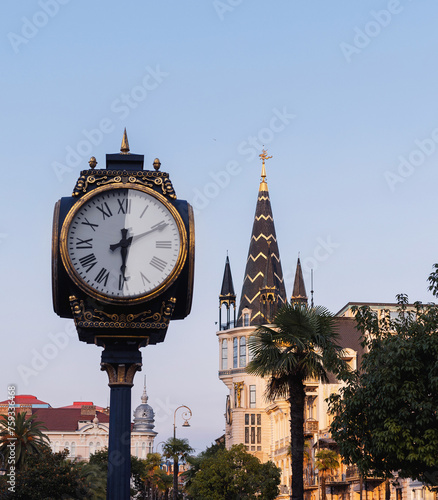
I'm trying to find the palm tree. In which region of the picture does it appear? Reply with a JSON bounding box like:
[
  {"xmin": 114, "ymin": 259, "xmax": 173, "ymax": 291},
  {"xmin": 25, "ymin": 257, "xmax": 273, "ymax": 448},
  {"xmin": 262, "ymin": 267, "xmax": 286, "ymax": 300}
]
[
  {"xmin": 315, "ymin": 449, "xmax": 339, "ymax": 500},
  {"xmin": 247, "ymin": 303, "xmax": 348, "ymax": 500},
  {"xmin": 162, "ymin": 437, "xmax": 193, "ymax": 500},
  {"xmin": 0, "ymin": 411, "xmax": 50, "ymax": 470}
]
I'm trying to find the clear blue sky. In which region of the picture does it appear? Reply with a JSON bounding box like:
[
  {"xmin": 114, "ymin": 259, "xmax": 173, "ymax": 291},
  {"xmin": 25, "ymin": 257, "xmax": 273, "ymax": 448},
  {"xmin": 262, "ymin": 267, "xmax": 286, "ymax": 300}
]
[{"xmin": 1, "ymin": 0, "xmax": 438, "ymax": 453}]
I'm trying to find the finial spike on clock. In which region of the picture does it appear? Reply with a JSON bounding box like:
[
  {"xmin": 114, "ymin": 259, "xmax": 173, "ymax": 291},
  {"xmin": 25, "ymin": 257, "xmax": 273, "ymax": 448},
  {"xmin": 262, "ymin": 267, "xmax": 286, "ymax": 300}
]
[{"xmin": 120, "ymin": 128, "xmax": 130, "ymax": 155}]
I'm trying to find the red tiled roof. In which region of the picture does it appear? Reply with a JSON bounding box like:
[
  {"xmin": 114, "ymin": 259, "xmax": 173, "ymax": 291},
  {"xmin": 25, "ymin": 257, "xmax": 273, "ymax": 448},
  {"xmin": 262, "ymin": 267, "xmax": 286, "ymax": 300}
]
[
  {"xmin": 59, "ymin": 401, "xmax": 105, "ymax": 411},
  {"xmin": 32, "ymin": 408, "xmax": 110, "ymax": 432},
  {"xmin": 0, "ymin": 395, "xmax": 50, "ymax": 406}
]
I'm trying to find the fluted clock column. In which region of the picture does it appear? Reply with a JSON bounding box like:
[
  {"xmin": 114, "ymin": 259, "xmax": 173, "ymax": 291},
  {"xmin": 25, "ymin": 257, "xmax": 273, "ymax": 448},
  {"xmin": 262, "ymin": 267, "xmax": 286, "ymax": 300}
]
[{"xmin": 101, "ymin": 340, "xmax": 142, "ymax": 500}]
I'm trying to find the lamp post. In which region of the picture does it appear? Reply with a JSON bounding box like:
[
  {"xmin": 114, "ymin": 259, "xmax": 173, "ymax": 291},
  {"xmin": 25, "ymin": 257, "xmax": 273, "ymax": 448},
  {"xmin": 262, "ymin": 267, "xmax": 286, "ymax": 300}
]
[{"xmin": 172, "ymin": 405, "xmax": 192, "ymax": 500}]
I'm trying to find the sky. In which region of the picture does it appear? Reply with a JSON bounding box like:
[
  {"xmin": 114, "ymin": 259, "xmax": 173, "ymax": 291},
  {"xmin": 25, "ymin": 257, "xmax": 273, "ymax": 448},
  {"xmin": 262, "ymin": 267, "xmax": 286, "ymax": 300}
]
[{"xmin": 1, "ymin": 0, "xmax": 438, "ymax": 454}]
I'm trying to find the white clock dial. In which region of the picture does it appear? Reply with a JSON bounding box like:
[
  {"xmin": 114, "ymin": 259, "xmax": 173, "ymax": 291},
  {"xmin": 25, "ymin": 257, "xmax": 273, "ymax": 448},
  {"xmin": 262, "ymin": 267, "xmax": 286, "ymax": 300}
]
[{"xmin": 62, "ymin": 186, "xmax": 185, "ymax": 302}]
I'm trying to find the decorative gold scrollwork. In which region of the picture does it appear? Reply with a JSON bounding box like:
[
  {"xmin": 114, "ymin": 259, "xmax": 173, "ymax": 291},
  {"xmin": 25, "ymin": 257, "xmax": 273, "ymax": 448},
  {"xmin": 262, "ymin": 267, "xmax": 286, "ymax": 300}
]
[
  {"xmin": 72, "ymin": 169, "xmax": 176, "ymax": 199},
  {"xmin": 69, "ymin": 295, "xmax": 177, "ymax": 330}
]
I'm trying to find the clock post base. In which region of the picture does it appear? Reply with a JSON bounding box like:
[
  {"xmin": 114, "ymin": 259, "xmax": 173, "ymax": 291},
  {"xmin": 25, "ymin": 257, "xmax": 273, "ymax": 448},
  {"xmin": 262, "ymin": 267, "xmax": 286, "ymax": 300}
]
[{"xmin": 100, "ymin": 339, "xmax": 143, "ymax": 500}]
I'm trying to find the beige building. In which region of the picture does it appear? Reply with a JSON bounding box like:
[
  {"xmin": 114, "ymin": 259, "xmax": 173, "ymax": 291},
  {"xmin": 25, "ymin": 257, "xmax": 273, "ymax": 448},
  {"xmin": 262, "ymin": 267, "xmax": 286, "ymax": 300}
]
[
  {"xmin": 1, "ymin": 383, "xmax": 157, "ymax": 461},
  {"xmin": 217, "ymin": 154, "xmax": 435, "ymax": 500}
]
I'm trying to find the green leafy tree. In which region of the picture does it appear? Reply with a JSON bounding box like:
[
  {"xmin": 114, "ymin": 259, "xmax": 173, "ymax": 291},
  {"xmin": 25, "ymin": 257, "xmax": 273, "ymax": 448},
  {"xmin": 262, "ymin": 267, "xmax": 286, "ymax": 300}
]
[
  {"xmin": 186, "ymin": 443, "xmax": 280, "ymax": 500},
  {"xmin": 315, "ymin": 449, "xmax": 339, "ymax": 500},
  {"xmin": 328, "ymin": 280, "xmax": 438, "ymax": 486},
  {"xmin": 247, "ymin": 303, "xmax": 348, "ymax": 500},
  {"xmin": 0, "ymin": 411, "xmax": 50, "ymax": 471},
  {"xmin": 0, "ymin": 448, "xmax": 106, "ymax": 499},
  {"xmin": 154, "ymin": 467, "xmax": 173, "ymax": 500},
  {"xmin": 89, "ymin": 447, "xmax": 148, "ymax": 498},
  {"xmin": 162, "ymin": 437, "xmax": 194, "ymax": 500}
]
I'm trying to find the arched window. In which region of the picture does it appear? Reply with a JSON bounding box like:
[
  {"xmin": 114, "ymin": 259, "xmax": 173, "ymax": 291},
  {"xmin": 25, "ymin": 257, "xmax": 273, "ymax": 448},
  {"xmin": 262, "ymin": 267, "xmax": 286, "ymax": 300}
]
[
  {"xmin": 243, "ymin": 313, "xmax": 250, "ymax": 326},
  {"xmin": 148, "ymin": 442, "xmax": 152, "ymax": 454},
  {"xmin": 64, "ymin": 442, "xmax": 70, "ymax": 454},
  {"xmin": 142, "ymin": 442, "xmax": 146, "ymax": 458},
  {"xmin": 136, "ymin": 442, "xmax": 139, "ymax": 457},
  {"xmin": 233, "ymin": 338, "xmax": 238, "ymax": 368},
  {"xmin": 70, "ymin": 442, "xmax": 76, "ymax": 457},
  {"xmin": 96, "ymin": 442, "xmax": 101, "ymax": 451},
  {"xmin": 239, "ymin": 337, "xmax": 246, "ymax": 367},
  {"xmin": 89, "ymin": 442, "xmax": 95, "ymax": 457},
  {"xmin": 221, "ymin": 339, "xmax": 228, "ymax": 369}
]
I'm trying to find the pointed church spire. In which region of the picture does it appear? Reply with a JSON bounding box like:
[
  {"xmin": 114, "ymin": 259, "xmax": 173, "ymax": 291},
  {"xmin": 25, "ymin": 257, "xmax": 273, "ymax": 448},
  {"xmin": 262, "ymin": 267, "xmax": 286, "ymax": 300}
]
[
  {"xmin": 237, "ymin": 152, "xmax": 287, "ymax": 326},
  {"xmin": 291, "ymin": 257, "xmax": 308, "ymax": 305},
  {"xmin": 219, "ymin": 255, "xmax": 236, "ymax": 330}
]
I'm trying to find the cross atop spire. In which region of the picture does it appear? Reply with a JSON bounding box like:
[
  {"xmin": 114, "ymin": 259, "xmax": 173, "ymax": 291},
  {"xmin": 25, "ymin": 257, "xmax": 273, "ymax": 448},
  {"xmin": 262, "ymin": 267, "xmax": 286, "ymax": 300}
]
[{"xmin": 259, "ymin": 149, "xmax": 272, "ymax": 191}]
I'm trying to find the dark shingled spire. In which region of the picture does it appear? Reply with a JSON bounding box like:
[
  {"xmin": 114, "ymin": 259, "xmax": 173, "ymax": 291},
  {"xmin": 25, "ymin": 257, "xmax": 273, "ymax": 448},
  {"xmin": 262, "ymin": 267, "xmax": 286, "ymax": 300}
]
[
  {"xmin": 220, "ymin": 255, "xmax": 235, "ymax": 297},
  {"xmin": 219, "ymin": 255, "xmax": 236, "ymax": 330},
  {"xmin": 237, "ymin": 154, "xmax": 287, "ymax": 326},
  {"xmin": 291, "ymin": 257, "xmax": 307, "ymax": 305}
]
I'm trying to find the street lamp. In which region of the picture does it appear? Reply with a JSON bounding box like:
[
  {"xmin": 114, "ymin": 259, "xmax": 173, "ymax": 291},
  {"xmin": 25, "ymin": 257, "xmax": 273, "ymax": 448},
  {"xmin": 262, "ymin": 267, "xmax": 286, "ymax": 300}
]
[
  {"xmin": 172, "ymin": 405, "xmax": 192, "ymax": 500},
  {"xmin": 173, "ymin": 405, "xmax": 192, "ymax": 439}
]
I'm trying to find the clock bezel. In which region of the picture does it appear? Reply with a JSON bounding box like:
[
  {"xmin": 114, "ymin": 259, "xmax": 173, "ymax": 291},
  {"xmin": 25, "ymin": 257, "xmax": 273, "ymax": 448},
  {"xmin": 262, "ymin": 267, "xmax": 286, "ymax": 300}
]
[{"xmin": 59, "ymin": 183, "xmax": 188, "ymax": 305}]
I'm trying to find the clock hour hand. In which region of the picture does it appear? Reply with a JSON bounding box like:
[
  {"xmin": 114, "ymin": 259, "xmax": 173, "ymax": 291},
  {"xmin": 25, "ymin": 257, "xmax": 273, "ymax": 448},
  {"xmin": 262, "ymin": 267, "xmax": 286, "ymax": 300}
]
[
  {"xmin": 131, "ymin": 222, "xmax": 168, "ymax": 242},
  {"xmin": 109, "ymin": 229, "xmax": 133, "ymax": 280}
]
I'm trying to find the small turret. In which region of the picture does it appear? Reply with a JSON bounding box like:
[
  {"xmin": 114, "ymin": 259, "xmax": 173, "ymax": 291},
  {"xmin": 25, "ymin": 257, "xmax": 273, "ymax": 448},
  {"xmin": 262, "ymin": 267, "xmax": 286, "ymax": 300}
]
[{"xmin": 219, "ymin": 255, "xmax": 236, "ymax": 330}]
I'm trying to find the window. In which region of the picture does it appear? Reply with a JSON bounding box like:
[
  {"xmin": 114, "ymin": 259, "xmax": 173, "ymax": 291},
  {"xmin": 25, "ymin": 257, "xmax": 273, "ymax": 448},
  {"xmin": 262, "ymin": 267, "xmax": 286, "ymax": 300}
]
[
  {"xmin": 243, "ymin": 313, "xmax": 250, "ymax": 326},
  {"xmin": 248, "ymin": 335, "xmax": 255, "ymax": 362},
  {"xmin": 70, "ymin": 442, "xmax": 76, "ymax": 457},
  {"xmin": 239, "ymin": 337, "xmax": 246, "ymax": 367},
  {"xmin": 233, "ymin": 338, "xmax": 238, "ymax": 368},
  {"xmin": 89, "ymin": 442, "xmax": 95, "ymax": 456},
  {"xmin": 64, "ymin": 442, "xmax": 70, "ymax": 454},
  {"xmin": 221, "ymin": 339, "xmax": 228, "ymax": 369},
  {"xmin": 249, "ymin": 385, "xmax": 256, "ymax": 408},
  {"xmin": 142, "ymin": 442, "xmax": 146, "ymax": 458},
  {"xmin": 245, "ymin": 413, "xmax": 262, "ymax": 451}
]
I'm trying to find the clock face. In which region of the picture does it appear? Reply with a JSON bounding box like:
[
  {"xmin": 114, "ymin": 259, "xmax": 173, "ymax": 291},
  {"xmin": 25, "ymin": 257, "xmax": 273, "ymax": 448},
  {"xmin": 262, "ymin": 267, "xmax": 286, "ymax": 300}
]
[{"xmin": 60, "ymin": 185, "xmax": 186, "ymax": 303}]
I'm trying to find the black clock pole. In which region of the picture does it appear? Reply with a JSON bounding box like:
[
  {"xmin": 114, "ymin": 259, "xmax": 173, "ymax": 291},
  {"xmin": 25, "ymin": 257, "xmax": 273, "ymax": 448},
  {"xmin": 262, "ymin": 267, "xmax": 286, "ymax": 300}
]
[{"xmin": 101, "ymin": 340, "xmax": 143, "ymax": 500}]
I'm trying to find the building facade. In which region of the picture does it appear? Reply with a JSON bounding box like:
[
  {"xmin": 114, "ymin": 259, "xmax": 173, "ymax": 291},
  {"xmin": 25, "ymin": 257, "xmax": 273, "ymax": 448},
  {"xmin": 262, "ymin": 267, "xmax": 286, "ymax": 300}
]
[
  {"xmin": 216, "ymin": 153, "xmax": 435, "ymax": 500},
  {"xmin": 1, "ymin": 383, "xmax": 157, "ymax": 462}
]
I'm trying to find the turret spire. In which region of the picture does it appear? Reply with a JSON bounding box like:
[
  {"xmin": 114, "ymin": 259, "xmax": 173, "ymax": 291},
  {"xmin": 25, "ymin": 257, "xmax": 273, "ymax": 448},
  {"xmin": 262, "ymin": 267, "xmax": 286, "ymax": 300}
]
[
  {"xmin": 219, "ymin": 255, "xmax": 236, "ymax": 330},
  {"xmin": 291, "ymin": 257, "xmax": 308, "ymax": 305}
]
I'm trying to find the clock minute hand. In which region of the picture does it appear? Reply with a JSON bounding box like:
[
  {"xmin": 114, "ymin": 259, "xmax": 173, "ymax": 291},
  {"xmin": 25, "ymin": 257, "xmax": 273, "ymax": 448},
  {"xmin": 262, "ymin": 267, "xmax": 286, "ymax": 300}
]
[{"xmin": 131, "ymin": 222, "xmax": 168, "ymax": 242}]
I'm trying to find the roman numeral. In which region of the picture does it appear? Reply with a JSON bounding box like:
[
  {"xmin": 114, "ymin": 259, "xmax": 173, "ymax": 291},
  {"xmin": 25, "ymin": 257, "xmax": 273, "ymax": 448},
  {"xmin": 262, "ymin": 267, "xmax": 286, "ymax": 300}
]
[
  {"xmin": 96, "ymin": 202, "xmax": 113, "ymax": 219},
  {"xmin": 117, "ymin": 198, "xmax": 131, "ymax": 214},
  {"xmin": 76, "ymin": 238, "xmax": 93, "ymax": 249},
  {"xmin": 150, "ymin": 256, "xmax": 167, "ymax": 272},
  {"xmin": 156, "ymin": 241, "xmax": 171, "ymax": 249},
  {"xmin": 95, "ymin": 268, "xmax": 110, "ymax": 286},
  {"xmin": 140, "ymin": 272, "xmax": 150, "ymax": 285},
  {"xmin": 81, "ymin": 218, "xmax": 99, "ymax": 231},
  {"xmin": 79, "ymin": 253, "xmax": 97, "ymax": 273},
  {"xmin": 119, "ymin": 275, "xmax": 129, "ymax": 291}
]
